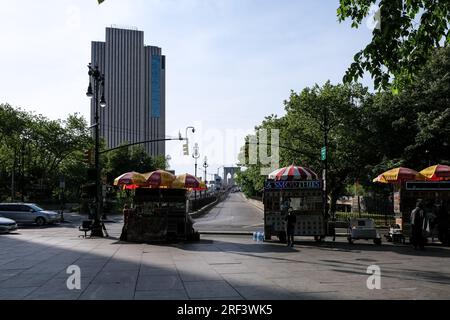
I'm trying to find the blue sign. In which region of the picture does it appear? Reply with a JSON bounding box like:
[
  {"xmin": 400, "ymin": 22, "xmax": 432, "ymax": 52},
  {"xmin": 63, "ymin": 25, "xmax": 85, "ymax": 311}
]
[
  {"xmin": 151, "ymin": 56, "xmax": 161, "ymax": 118},
  {"xmin": 264, "ymin": 180, "xmax": 322, "ymax": 190}
]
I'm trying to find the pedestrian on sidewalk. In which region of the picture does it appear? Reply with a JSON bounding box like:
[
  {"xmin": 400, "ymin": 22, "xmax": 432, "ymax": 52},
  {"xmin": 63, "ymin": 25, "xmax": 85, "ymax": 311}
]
[
  {"xmin": 285, "ymin": 208, "xmax": 296, "ymax": 247},
  {"xmin": 120, "ymin": 204, "xmax": 131, "ymax": 241},
  {"xmin": 411, "ymin": 199, "xmax": 426, "ymax": 250}
]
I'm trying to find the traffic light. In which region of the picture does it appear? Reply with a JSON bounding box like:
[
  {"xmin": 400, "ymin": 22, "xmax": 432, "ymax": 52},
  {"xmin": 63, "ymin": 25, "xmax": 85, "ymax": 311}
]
[
  {"xmin": 183, "ymin": 143, "xmax": 189, "ymax": 156},
  {"xmin": 83, "ymin": 149, "xmax": 93, "ymax": 165},
  {"xmin": 245, "ymin": 141, "xmax": 250, "ymax": 162}
]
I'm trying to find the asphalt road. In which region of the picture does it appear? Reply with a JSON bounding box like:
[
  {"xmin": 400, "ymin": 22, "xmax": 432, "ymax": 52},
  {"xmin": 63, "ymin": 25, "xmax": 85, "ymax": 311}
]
[{"xmin": 193, "ymin": 192, "xmax": 264, "ymax": 233}]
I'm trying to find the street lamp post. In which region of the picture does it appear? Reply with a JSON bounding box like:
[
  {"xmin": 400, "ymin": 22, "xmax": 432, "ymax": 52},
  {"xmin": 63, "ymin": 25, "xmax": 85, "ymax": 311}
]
[
  {"xmin": 185, "ymin": 126, "xmax": 195, "ymax": 141},
  {"xmin": 86, "ymin": 63, "xmax": 106, "ymax": 237},
  {"xmin": 203, "ymin": 156, "xmax": 209, "ymax": 183},
  {"xmin": 193, "ymin": 143, "xmax": 200, "ymax": 206}
]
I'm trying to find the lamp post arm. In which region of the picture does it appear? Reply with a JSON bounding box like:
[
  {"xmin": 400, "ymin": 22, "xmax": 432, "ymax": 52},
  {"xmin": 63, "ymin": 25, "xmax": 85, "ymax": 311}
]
[{"xmin": 99, "ymin": 138, "xmax": 184, "ymax": 154}]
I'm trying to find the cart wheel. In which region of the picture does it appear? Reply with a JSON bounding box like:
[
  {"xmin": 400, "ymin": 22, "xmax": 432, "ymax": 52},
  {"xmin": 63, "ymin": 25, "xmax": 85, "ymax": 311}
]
[{"xmin": 374, "ymin": 238, "xmax": 382, "ymax": 245}]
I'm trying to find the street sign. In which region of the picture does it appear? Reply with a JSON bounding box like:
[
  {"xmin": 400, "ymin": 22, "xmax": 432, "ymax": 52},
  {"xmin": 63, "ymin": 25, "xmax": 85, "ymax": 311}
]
[{"xmin": 321, "ymin": 147, "xmax": 327, "ymax": 161}]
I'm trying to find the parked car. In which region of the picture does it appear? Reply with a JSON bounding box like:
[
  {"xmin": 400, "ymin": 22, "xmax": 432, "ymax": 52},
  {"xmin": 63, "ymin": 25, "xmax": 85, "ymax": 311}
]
[
  {"xmin": 0, "ymin": 216, "xmax": 18, "ymax": 233},
  {"xmin": 0, "ymin": 203, "xmax": 60, "ymax": 226}
]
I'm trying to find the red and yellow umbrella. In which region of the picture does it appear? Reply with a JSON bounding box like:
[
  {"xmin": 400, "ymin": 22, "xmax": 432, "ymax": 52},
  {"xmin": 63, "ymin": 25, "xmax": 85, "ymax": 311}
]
[
  {"xmin": 113, "ymin": 172, "xmax": 147, "ymax": 189},
  {"xmin": 420, "ymin": 164, "xmax": 450, "ymax": 181},
  {"xmin": 268, "ymin": 165, "xmax": 318, "ymax": 181},
  {"xmin": 373, "ymin": 167, "xmax": 426, "ymax": 184},
  {"xmin": 143, "ymin": 170, "xmax": 176, "ymax": 188},
  {"xmin": 172, "ymin": 173, "xmax": 207, "ymax": 190}
]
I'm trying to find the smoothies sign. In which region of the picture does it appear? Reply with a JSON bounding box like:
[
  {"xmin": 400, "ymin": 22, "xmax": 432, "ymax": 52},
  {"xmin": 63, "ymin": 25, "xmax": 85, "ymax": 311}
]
[{"xmin": 264, "ymin": 180, "xmax": 322, "ymax": 190}]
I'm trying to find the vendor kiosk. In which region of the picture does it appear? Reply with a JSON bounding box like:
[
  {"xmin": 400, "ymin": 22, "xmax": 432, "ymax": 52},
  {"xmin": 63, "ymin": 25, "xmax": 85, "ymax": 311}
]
[
  {"xmin": 125, "ymin": 188, "xmax": 199, "ymax": 243},
  {"xmin": 394, "ymin": 181, "xmax": 450, "ymax": 244},
  {"xmin": 263, "ymin": 179, "xmax": 326, "ymax": 242}
]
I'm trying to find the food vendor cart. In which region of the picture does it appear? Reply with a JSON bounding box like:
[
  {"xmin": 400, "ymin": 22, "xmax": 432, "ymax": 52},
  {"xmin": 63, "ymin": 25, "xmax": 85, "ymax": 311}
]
[
  {"xmin": 114, "ymin": 171, "xmax": 202, "ymax": 243},
  {"xmin": 393, "ymin": 180, "xmax": 450, "ymax": 245},
  {"xmin": 374, "ymin": 165, "xmax": 450, "ymax": 245},
  {"xmin": 263, "ymin": 165, "xmax": 326, "ymax": 242},
  {"xmin": 126, "ymin": 188, "xmax": 199, "ymax": 242}
]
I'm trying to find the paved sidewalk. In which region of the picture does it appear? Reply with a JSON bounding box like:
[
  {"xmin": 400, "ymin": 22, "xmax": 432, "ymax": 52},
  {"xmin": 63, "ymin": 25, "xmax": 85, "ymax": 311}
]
[{"xmin": 1, "ymin": 223, "xmax": 450, "ymax": 300}]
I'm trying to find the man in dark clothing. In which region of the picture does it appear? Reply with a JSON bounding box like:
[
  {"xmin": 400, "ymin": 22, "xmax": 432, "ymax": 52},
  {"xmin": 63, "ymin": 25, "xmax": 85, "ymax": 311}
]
[
  {"xmin": 120, "ymin": 204, "xmax": 131, "ymax": 241},
  {"xmin": 411, "ymin": 200, "xmax": 426, "ymax": 250},
  {"xmin": 285, "ymin": 208, "xmax": 297, "ymax": 247}
]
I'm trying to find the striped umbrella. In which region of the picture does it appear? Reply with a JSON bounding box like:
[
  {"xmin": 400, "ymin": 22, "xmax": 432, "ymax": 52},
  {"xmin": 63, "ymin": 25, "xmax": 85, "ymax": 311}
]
[
  {"xmin": 172, "ymin": 173, "xmax": 207, "ymax": 190},
  {"xmin": 113, "ymin": 172, "xmax": 147, "ymax": 188},
  {"xmin": 372, "ymin": 167, "xmax": 425, "ymax": 184},
  {"xmin": 143, "ymin": 170, "xmax": 176, "ymax": 188},
  {"xmin": 268, "ymin": 165, "xmax": 318, "ymax": 181},
  {"xmin": 420, "ymin": 164, "xmax": 450, "ymax": 181}
]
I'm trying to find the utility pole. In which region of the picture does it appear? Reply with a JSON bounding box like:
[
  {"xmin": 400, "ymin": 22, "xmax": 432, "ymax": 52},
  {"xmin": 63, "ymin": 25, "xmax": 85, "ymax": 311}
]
[
  {"xmin": 322, "ymin": 106, "xmax": 330, "ymax": 221},
  {"xmin": 11, "ymin": 149, "xmax": 16, "ymax": 202}
]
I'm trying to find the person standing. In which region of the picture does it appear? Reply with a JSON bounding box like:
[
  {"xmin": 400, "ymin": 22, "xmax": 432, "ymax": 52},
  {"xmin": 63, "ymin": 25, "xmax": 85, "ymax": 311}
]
[
  {"xmin": 411, "ymin": 200, "xmax": 426, "ymax": 250},
  {"xmin": 281, "ymin": 198, "xmax": 291, "ymax": 215},
  {"xmin": 285, "ymin": 208, "xmax": 297, "ymax": 247},
  {"xmin": 120, "ymin": 204, "xmax": 131, "ymax": 241}
]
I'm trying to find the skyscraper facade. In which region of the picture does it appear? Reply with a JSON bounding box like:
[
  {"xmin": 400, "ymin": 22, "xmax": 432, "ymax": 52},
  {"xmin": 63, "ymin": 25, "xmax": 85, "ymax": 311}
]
[{"xmin": 90, "ymin": 26, "xmax": 165, "ymax": 157}]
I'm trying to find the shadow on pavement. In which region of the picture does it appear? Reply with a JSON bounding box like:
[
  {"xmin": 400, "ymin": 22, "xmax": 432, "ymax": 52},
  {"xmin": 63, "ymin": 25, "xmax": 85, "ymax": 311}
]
[{"xmin": 0, "ymin": 232, "xmax": 324, "ymax": 300}]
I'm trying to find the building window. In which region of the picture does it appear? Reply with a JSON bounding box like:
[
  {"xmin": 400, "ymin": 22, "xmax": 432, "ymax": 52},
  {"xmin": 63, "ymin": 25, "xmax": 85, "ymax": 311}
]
[{"xmin": 151, "ymin": 55, "xmax": 161, "ymax": 118}]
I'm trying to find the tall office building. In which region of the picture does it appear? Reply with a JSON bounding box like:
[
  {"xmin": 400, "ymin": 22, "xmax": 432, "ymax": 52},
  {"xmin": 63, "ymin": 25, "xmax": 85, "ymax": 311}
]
[{"xmin": 90, "ymin": 26, "xmax": 165, "ymax": 157}]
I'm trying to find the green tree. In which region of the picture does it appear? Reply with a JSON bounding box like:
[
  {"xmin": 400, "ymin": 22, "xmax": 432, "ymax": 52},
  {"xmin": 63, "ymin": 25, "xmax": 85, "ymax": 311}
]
[
  {"xmin": 0, "ymin": 104, "xmax": 93, "ymax": 202},
  {"xmin": 338, "ymin": 0, "xmax": 450, "ymax": 90},
  {"xmin": 360, "ymin": 46, "xmax": 450, "ymax": 181},
  {"xmin": 237, "ymin": 82, "xmax": 374, "ymax": 214},
  {"xmin": 103, "ymin": 145, "xmax": 168, "ymax": 184}
]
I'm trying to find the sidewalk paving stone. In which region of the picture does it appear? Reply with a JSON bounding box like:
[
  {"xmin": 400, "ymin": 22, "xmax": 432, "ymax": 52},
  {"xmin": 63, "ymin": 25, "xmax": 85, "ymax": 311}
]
[{"xmin": 1, "ymin": 222, "xmax": 450, "ymax": 300}]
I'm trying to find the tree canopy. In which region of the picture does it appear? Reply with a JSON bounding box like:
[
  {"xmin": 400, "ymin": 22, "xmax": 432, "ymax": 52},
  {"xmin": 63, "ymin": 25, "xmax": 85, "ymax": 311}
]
[
  {"xmin": 0, "ymin": 104, "xmax": 169, "ymax": 204},
  {"xmin": 338, "ymin": 0, "xmax": 450, "ymax": 90},
  {"xmin": 237, "ymin": 47, "xmax": 450, "ymax": 214}
]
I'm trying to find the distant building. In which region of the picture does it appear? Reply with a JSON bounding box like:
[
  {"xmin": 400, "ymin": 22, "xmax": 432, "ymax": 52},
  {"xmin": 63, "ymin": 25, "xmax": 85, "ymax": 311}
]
[{"xmin": 90, "ymin": 26, "xmax": 165, "ymax": 157}]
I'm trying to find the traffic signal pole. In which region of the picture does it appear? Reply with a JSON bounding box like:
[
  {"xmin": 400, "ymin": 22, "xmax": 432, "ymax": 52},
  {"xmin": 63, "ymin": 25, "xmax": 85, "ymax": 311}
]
[{"xmin": 323, "ymin": 109, "xmax": 329, "ymax": 221}]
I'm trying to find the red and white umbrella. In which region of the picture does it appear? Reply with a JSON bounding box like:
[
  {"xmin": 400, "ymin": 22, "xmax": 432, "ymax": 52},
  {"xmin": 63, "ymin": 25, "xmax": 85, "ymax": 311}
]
[{"xmin": 268, "ymin": 165, "xmax": 318, "ymax": 181}]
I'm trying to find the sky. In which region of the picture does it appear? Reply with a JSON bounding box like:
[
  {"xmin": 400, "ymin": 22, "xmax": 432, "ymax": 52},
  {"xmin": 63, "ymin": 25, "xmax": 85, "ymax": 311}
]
[{"xmin": 0, "ymin": 0, "xmax": 375, "ymax": 178}]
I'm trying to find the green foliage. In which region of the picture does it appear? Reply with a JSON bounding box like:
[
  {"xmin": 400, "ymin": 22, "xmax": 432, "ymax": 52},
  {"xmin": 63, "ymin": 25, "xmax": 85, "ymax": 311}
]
[
  {"xmin": 237, "ymin": 47, "xmax": 450, "ymax": 213},
  {"xmin": 0, "ymin": 104, "xmax": 169, "ymax": 204},
  {"xmin": 0, "ymin": 104, "xmax": 93, "ymax": 202},
  {"xmin": 338, "ymin": 0, "xmax": 450, "ymax": 90},
  {"xmin": 103, "ymin": 145, "xmax": 168, "ymax": 184}
]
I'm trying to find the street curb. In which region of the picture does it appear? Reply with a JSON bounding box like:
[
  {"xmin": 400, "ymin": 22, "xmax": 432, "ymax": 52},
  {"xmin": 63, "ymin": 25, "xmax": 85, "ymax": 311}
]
[
  {"xmin": 190, "ymin": 191, "xmax": 231, "ymax": 219},
  {"xmin": 200, "ymin": 231, "xmax": 253, "ymax": 236},
  {"xmin": 242, "ymin": 194, "xmax": 264, "ymax": 213}
]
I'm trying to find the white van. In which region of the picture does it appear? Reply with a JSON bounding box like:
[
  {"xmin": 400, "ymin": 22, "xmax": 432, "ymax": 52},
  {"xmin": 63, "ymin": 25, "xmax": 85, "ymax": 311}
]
[{"xmin": 0, "ymin": 203, "xmax": 60, "ymax": 226}]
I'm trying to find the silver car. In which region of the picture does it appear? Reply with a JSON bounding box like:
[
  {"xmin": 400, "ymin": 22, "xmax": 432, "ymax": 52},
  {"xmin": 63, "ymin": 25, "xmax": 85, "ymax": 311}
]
[
  {"xmin": 0, "ymin": 216, "xmax": 18, "ymax": 233},
  {"xmin": 0, "ymin": 203, "xmax": 60, "ymax": 226}
]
